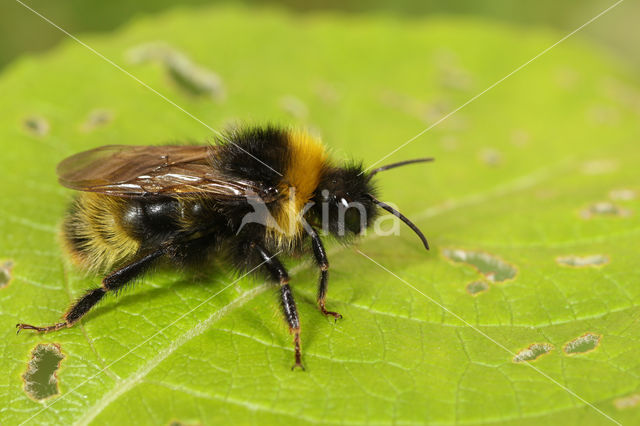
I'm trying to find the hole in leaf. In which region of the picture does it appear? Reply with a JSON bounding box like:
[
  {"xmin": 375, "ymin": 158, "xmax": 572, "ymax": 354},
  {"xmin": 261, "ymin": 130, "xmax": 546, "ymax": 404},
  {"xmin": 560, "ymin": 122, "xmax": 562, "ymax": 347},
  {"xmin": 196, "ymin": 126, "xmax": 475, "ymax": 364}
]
[
  {"xmin": 23, "ymin": 343, "xmax": 65, "ymax": 400},
  {"xmin": 0, "ymin": 260, "xmax": 13, "ymax": 288},
  {"xmin": 614, "ymin": 393, "xmax": 640, "ymax": 410},
  {"xmin": 279, "ymin": 95, "xmax": 308, "ymax": 119},
  {"xmin": 563, "ymin": 332, "xmax": 601, "ymax": 356},
  {"xmin": 442, "ymin": 248, "xmax": 517, "ymax": 282},
  {"xmin": 23, "ymin": 116, "xmax": 50, "ymax": 136},
  {"xmin": 556, "ymin": 254, "xmax": 609, "ymax": 268},
  {"xmin": 127, "ymin": 42, "xmax": 225, "ymax": 101},
  {"xmin": 580, "ymin": 202, "xmax": 631, "ymax": 219},
  {"xmin": 466, "ymin": 280, "xmax": 489, "ymax": 295},
  {"xmin": 81, "ymin": 109, "xmax": 113, "ymax": 132},
  {"xmin": 513, "ymin": 343, "xmax": 554, "ymax": 362}
]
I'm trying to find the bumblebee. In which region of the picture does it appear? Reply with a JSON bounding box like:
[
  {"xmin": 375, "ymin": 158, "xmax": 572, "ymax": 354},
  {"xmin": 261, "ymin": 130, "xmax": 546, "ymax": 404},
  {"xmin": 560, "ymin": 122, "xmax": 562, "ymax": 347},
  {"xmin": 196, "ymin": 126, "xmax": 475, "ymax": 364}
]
[{"xmin": 17, "ymin": 126, "xmax": 431, "ymax": 369}]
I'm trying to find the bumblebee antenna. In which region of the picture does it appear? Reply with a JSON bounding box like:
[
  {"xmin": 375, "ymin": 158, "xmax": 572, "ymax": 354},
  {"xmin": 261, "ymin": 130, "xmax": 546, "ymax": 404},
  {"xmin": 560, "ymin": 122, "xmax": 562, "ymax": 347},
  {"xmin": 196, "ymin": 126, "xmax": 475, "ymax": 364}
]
[
  {"xmin": 367, "ymin": 158, "xmax": 434, "ymax": 181},
  {"xmin": 366, "ymin": 194, "xmax": 429, "ymax": 250}
]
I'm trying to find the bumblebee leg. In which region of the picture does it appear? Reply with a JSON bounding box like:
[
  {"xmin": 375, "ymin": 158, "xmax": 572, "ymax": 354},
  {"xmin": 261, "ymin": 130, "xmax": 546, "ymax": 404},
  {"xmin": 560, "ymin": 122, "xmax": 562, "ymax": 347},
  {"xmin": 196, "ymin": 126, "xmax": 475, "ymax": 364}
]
[
  {"xmin": 16, "ymin": 249, "xmax": 164, "ymax": 334},
  {"xmin": 253, "ymin": 243, "xmax": 304, "ymax": 371},
  {"xmin": 307, "ymin": 226, "xmax": 341, "ymax": 320}
]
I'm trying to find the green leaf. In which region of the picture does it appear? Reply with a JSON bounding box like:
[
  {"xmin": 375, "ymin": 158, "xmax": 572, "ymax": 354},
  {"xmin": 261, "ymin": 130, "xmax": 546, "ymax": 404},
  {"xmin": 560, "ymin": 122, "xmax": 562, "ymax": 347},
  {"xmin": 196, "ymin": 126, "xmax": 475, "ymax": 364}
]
[{"xmin": 2, "ymin": 5, "xmax": 640, "ymax": 425}]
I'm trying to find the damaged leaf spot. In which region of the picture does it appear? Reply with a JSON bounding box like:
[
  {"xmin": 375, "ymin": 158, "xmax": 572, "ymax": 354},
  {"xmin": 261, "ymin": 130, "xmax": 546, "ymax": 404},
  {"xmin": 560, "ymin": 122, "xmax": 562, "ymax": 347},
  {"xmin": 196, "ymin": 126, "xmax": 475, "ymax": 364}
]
[
  {"xmin": 440, "ymin": 135, "xmax": 458, "ymax": 151},
  {"xmin": 442, "ymin": 249, "xmax": 517, "ymax": 282},
  {"xmin": 0, "ymin": 260, "xmax": 13, "ymax": 288},
  {"xmin": 166, "ymin": 57, "xmax": 225, "ymax": 100},
  {"xmin": 581, "ymin": 159, "xmax": 618, "ymax": 175},
  {"xmin": 587, "ymin": 105, "xmax": 620, "ymax": 125},
  {"xmin": 23, "ymin": 116, "xmax": 50, "ymax": 136},
  {"xmin": 602, "ymin": 77, "xmax": 640, "ymax": 113},
  {"xmin": 81, "ymin": 109, "xmax": 114, "ymax": 132},
  {"xmin": 510, "ymin": 129, "xmax": 530, "ymax": 147},
  {"xmin": 314, "ymin": 81, "xmax": 341, "ymax": 104},
  {"xmin": 434, "ymin": 50, "xmax": 473, "ymax": 91},
  {"xmin": 466, "ymin": 280, "xmax": 489, "ymax": 295},
  {"xmin": 555, "ymin": 67, "xmax": 580, "ymax": 90},
  {"xmin": 479, "ymin": 148, "xmax": 502, "ymax": 167},
  {"xmin": 556, "ymin": 254, "xmax": 609, "ymax": 268},
  {"xmin": 168, "ymin": 420, "xmax": 202, "ymax": 426},
  {"xmin": 127, "ymin": 41, "xmax": 173, "ymax": 63},
  {"xmin": 279, "ymin": 95, "xmax": 308, "ymax": 119},
  {"xmin": 513, "ymin": 343, "xmax": 554, "ymax": 362},
  {"xmin": 563, "ymin": 333, "xmax": 601, "ymax": 356},
  {"xmin": 379, "ymin": 90, "xmax": 464, "ymax": 129},
  {"xmin": 614, "ymin": 393, "xmax": 640, "ymax": 410},
  {"xmin": 127, "ymin": 42, "xmax": 225, "ymax": 101},
  {"xmin": 23, "ymin": 343, "xmax": 65, "ymax": 400},
  {"xmin": 609, "ymin": 188, "xmax": 636, "ymax": 201},
  {"xmin": 580, "ymin": 202, "xmax": 631, "ymax": 219}
]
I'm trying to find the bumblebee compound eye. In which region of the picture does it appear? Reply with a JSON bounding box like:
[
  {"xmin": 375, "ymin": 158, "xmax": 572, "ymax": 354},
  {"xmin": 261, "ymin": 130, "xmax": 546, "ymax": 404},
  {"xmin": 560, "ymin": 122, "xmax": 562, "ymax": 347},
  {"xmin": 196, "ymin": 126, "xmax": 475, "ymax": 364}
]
[
  {"xmin": 337, "ymin": 198, "xmax": 369, "ymax": 235},
  {"xmin": 343, "ymin": 205, "xmax": 366, "ymax": 234}
]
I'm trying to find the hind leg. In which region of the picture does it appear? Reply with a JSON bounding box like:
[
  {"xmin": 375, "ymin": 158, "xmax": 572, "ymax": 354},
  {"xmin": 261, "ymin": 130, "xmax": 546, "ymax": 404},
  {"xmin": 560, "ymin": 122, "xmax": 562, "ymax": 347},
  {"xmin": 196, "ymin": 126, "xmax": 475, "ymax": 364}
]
[{"xmin": 16, "ymin": 249, "xmax": 164, "ymax": 333}]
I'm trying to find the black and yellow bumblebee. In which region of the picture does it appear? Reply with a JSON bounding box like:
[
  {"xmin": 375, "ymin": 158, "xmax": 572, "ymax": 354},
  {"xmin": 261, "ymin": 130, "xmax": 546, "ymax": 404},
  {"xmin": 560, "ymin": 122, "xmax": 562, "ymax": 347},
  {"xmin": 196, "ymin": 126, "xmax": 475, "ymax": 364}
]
[{"xmin": 17, "ymin": 126, "xmax": 431, "ymax": 369}]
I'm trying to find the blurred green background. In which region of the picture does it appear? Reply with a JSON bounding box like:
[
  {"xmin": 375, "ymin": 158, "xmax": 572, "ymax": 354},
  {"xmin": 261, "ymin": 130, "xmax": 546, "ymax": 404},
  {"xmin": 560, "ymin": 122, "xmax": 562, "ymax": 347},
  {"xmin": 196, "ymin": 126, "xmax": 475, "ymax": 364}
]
[{"xmin": 1, "ymin": 0, "xmax": 638, "ymax": 71}]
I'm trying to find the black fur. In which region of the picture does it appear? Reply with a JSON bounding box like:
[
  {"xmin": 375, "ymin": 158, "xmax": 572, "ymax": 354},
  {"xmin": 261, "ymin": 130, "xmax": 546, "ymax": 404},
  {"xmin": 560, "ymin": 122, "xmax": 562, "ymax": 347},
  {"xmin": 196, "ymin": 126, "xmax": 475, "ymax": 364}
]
[
  {"xmin": 310, "ymin": 163, "xmax": 379, "ymax": 236},
  {"xmin": 209, "ymin": 125, "xmax": 289, "ymax": 190}
]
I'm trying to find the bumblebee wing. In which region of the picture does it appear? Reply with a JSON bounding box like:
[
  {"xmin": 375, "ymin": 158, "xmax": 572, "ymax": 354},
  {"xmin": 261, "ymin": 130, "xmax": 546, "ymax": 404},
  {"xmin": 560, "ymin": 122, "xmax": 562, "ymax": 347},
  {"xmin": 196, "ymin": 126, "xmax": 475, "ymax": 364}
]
[{"xmin": 57, "ymin": 145, "xmax": 274, "ymax": 201}]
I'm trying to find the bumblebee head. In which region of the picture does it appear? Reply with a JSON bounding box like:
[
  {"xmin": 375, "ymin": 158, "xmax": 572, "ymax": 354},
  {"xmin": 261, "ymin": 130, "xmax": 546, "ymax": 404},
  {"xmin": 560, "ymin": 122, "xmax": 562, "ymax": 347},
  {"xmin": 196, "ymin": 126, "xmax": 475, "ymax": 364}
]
[
  {"xmin": 311, "ymin": 158, "xmax": 432, "ymax": 250},
  {"xmin": 312, "ymin": 164, "xmax": 378, "ymax": 237}
]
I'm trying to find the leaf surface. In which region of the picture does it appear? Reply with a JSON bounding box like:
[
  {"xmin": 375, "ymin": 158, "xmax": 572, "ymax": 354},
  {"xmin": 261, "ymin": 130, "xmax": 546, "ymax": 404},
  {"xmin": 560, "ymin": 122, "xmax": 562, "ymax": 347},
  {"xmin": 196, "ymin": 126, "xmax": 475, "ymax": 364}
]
[{"xmin": 1, "ymin": 6, "xmax": 639, "ymax": 425}]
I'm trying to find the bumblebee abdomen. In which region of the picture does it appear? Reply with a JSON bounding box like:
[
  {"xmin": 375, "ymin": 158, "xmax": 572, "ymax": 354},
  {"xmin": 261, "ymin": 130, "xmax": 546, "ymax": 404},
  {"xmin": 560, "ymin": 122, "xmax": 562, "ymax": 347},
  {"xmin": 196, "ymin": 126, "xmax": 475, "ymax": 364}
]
[
  {"xmin": 63, "ymin": 192, "xmax": 215, "ymax": 271},
  {"xmin": 63, "ymin": 193, "xmax": 143, "ymax": 271}
]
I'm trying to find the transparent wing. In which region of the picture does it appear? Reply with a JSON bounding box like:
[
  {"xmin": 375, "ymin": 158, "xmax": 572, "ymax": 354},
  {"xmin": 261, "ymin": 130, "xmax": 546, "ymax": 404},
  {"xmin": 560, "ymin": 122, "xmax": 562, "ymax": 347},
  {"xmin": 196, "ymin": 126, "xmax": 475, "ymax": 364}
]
[{"xmin": 57, "ymin": 145, "xmax": 274, "ymax": 201}]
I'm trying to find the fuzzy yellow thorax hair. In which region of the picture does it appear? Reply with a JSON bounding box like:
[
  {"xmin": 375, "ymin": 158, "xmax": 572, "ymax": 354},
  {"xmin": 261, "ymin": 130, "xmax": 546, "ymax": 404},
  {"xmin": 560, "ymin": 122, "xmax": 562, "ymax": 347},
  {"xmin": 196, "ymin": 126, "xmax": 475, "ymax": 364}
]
[{"xmin": 270, "ymin": 130, "xmax": 327, "ymax": 246}]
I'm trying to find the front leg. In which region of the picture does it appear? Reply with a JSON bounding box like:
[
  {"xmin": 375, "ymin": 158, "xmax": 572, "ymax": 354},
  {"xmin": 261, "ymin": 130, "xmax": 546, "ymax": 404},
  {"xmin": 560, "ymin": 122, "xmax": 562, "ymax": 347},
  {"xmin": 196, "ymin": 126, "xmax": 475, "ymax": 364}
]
[
  {"xmin": 252, "ymin": 242, "xmax": 304, "ymax": 370},
  {"xmin": 306, "ymin": 226, "xmax": 342, "ymax": 320}
]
